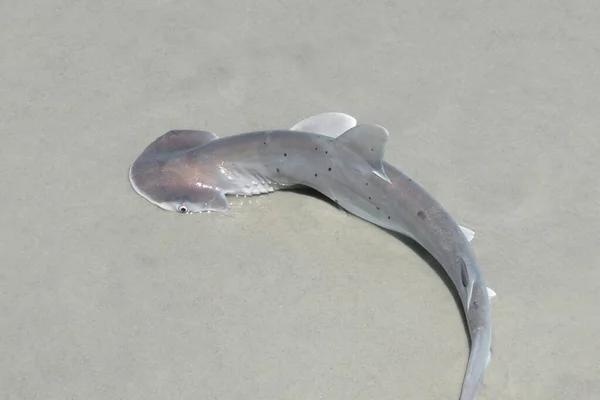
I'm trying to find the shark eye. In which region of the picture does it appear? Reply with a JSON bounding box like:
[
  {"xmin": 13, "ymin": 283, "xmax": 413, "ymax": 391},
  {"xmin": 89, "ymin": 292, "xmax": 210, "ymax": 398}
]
[{"xmin": 177, "ymin": 205, "xmax": 188, "ymax": 213}]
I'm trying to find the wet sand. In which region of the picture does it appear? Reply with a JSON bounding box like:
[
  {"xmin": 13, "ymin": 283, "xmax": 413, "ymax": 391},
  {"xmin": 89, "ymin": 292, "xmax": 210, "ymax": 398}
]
[{"xmin": 2, "ymin": 1, "xmax": 599, "ymax": 399}]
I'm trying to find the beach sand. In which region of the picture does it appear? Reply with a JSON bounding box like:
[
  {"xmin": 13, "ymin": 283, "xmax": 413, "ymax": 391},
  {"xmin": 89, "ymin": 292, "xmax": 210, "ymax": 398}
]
[{"xmin": 2, "ymin": 1, "xmax": 599, "ymax": 399}]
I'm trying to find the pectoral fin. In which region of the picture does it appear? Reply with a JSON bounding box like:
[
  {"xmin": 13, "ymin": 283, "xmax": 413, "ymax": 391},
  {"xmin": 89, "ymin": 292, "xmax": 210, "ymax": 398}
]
[{"xmin": 290, "ymin": 112, "xmax": 357, "ymax": 137}]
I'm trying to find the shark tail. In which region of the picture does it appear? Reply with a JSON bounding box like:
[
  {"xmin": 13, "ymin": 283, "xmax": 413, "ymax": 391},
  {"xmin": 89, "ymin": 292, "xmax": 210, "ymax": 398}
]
[{"xmin": 459, "ymin": 328, "xmax": 492, "ymax": 400}]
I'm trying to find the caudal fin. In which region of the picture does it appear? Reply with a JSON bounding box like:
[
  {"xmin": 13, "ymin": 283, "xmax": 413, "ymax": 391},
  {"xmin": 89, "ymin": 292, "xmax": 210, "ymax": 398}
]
[{"xmin": 459, "ymin": 330, "xmax": 491, "ymax": 400}]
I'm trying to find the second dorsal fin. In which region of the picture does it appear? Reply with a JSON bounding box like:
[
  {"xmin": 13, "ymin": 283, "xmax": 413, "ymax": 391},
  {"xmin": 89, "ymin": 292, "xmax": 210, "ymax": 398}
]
[{"xmin": 335, "ymin": 124, "xmax": 391, "ymax": 182}]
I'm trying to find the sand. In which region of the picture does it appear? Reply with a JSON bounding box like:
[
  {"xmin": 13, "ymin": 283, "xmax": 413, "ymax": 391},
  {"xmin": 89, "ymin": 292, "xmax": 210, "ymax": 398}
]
[{"xmin": 2, "ymin": 1, "xmax": 599, "ymax": 399}]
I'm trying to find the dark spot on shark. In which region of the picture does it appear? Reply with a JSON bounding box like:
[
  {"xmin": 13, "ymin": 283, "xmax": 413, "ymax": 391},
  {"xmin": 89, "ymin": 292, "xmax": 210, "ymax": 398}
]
[
  {"xmin": 276, "ymin": 168, "xmax": 280, "ymax": 173},
  {"xmin": 314, "ymin": 173, "xmax": 318, "ymax": 177},
  {"xmin": 315, "ymin": 147, "xmax": 318, "ymax": 151},
  {"xmin": 417, "ymin": 210, "xmax": 426, "ymax": 219},
  {"xmin": 376, "ymin": 206, "xmax": 380, "ymax": 210},
  {"xmin": 387, "ymin": 216, "xmax": 391, "ymax": 220},
  {"xmin": 284, "ymin": 153, "xmax": 287, "ymax": 157},
  {"xmin": 365, "ymin": 182, "xmax": 368, "ymax": 186},
  {"xmin": 263, "ymin": 142, "xmax": 267, "ymax": 145},
  {"xmin": 328, "ymin": 167, "xmax": 332, "ymax": 171},
  {"xmin": 368, "ymin": 196, "xmax": 371, "ymax": 200},
  {"xmin": 325, "ymin": 151, "xmax": 329, "ymax": 154}
]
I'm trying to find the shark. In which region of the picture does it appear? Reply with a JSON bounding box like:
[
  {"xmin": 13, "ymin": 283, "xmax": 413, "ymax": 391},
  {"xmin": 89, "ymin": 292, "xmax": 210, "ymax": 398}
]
[{"xmin": 129, "ymin": 112, "xmax": 495, "ymax": 399}]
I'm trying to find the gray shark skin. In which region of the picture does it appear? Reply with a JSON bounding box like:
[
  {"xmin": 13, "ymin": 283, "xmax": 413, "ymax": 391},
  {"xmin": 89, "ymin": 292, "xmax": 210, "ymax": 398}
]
[{"xmin": 129, "ymin": 113, "xmax": 492, "ymax": 400}]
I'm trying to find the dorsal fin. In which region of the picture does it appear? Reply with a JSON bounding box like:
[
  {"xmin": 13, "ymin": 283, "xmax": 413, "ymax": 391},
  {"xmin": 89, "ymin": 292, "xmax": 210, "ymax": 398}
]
[
  {"xmin": 141, "ymin": 130, "xmax": 219, "ymax": 158},
  {"xmin": 290, "ymin": 112, "xmax": 357, "ymax": 137},
  {"xmin": 335, "ymin": 124, "xmax": 391, "ymax": 182}
]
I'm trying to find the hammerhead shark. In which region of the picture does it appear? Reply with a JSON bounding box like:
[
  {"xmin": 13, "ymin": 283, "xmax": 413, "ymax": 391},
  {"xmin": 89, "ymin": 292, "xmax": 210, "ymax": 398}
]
[{"xmin": 129, "ymin": 113, "xmax": 494, "ymax": 400}]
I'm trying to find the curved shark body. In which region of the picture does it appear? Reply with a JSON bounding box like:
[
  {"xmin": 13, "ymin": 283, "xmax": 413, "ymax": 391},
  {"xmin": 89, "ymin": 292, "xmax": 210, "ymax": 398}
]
[{"xmin": 129, "ymin": 113, "xmax": 493, "ymax": 399}]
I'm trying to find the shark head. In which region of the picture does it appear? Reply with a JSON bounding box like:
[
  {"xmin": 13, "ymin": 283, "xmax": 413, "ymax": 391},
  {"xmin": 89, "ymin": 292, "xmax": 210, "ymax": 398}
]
[
  {"xmin": 129, "ymin": 113, "xmax": 360, "ymax": 214},
  {"xmin": 129, "ymin": 129, "xmax": 229, "ymax": 214}
]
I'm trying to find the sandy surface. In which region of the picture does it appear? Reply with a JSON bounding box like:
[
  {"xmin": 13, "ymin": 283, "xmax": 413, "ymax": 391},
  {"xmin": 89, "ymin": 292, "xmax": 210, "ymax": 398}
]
[{"xmin": 2, "ymin": 1, "xmax": 599, "ymax": 399}]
